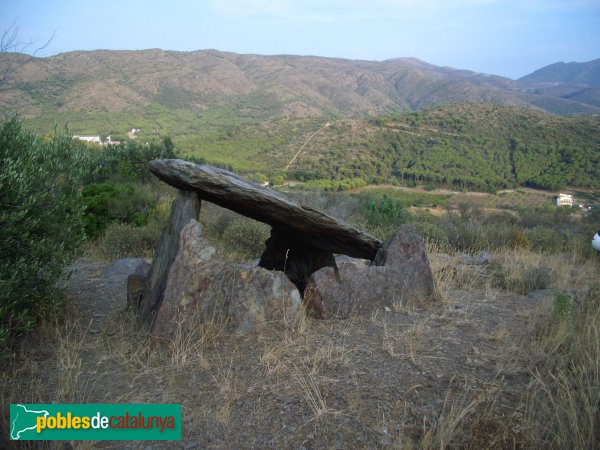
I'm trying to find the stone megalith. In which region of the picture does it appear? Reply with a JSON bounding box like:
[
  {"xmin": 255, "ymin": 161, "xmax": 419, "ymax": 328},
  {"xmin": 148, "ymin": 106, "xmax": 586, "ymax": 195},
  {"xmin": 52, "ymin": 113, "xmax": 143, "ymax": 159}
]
[
  {"xmin": 137, "ymin": 189, "xmax": 201, "ymax": 325},
  {"xmin": 134, "ymin": 160, "xmax": 435, "ymax": 330},
  {"xmin": 151, "ymin": 220, "xmax": 301, "ymax": 339},
  {"xmin": 305, "ymin": 225, "xmax": 435, "ymax": 319},
  {"xmin": 147, "ymin": 158, "xmax": 382, "ymax": 294}
]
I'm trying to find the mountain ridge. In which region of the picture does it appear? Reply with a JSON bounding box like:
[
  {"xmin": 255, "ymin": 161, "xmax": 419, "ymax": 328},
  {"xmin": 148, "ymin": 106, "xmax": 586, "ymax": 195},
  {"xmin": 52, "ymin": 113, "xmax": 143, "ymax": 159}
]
[
  {"xmin": 517, "ymin": 58, "xmax": 600, "ymax": 110},
  {"xmin": 2, "ymin": 50, "xmax": 600, "ymax": 123}
]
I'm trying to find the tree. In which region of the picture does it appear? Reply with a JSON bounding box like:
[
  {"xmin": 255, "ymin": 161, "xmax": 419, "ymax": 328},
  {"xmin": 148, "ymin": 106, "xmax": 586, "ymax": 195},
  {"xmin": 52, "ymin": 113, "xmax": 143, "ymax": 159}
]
[{"xmin": 0, "ymin": 119, "xmax": 85, "ymax": 351}]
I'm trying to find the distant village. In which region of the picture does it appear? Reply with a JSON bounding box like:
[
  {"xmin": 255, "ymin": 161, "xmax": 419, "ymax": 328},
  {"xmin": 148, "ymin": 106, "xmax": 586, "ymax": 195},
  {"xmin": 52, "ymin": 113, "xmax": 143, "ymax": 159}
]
[{"xmin": 72, "ymin": 128, "xmax": 140, "ymax": 146}]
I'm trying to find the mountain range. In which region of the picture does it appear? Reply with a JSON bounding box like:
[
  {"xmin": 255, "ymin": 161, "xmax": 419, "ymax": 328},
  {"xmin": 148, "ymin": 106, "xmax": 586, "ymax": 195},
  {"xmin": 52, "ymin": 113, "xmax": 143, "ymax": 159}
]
[
  {"xmin": 1, "ymin": 50, "xmax": 598, "ymax": 191},
  {"xmin": 1, "ymin": 50, "xmax": 599, "ymax": 128}
]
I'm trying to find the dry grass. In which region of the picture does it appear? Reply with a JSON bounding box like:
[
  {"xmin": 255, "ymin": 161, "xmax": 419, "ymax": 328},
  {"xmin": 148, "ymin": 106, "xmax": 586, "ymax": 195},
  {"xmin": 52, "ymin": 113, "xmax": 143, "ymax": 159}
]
[
  {"xmin": 523, "ymin": 283, "xmax": 600, "ymax": 448},
  {"xmin": 2, "ymin": 246, "xmax": 599, "ymax": 448}
]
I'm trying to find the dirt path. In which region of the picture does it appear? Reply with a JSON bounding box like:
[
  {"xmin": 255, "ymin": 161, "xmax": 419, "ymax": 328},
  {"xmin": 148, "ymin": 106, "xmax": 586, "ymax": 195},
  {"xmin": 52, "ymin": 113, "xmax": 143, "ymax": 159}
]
[{"xmin": 284, "ymin": 123, "xmax": 327, "ymax": 172}]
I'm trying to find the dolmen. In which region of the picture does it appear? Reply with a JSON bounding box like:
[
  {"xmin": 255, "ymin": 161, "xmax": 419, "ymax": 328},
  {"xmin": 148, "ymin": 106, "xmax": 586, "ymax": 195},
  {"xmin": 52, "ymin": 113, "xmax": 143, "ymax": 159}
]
[{"xmin": 129, "ymin": 159, "xmax": 435, "ymax": 340}]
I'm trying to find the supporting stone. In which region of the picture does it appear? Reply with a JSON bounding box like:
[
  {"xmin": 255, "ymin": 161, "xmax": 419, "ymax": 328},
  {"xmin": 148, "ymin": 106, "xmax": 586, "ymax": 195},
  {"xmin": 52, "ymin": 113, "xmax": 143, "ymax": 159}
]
[
  {"xmin": 305, "ymin": 225, "xmax": 436, "ymax": 319},
  {"xmin": 151, "ymin": 220, "xmax": 302, "ymax": 339},
  {"xmin": 138, "ymin": 189, "xmax": 201, "ymax": 326},
  {"xmin": 258, "ymin": 227, "xmax": 337, "ymax": 295}
]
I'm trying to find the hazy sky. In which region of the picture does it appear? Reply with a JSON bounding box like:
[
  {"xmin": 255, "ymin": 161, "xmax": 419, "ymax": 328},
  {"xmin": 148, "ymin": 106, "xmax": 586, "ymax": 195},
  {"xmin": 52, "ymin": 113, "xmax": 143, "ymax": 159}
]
[{"xmin": 1, "ymin": 0, "xmax": 599, "ymax": 79}]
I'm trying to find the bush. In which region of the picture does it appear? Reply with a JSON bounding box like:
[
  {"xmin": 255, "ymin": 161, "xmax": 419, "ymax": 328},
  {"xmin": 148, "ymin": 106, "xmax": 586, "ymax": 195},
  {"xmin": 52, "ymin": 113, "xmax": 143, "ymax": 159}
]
[
  {"xmin": 526, "ymin": 226, "xmax": 560, "ymax": 252},
  {"xmin": 97, "ymin": 222, "xmax": 161, "ymax": 260},
  {"xmin": 413, "ymin": 222, "xmax": 450, "ymax": 250},
  {"xmin": 444, "ymin": 218, "xmax": 488, "ymax": 252},
  {"xmin": 493, "ymin": 265, "xmax": 554, "ymax": 295},
  {"xmin": 222, "ymin": 218, "xmax": 270, "ymax": 259},
  {"xmin": 0, "ymin": 119, "xmax": 85, "ymax": 349},
  {"xmin": 507, "ymin": 228, "xmax": 531, "ymax": 250},
  {"xmin": 362, "ymin": 194, "xmax": 411, "ymax": 228},
  {"xmin": 81, "ymin": 182, "xmax": 156, "ymax": 238},
  {"xmin": 80, "ymin": 137, "xmax": 176, "ymax": 184}
]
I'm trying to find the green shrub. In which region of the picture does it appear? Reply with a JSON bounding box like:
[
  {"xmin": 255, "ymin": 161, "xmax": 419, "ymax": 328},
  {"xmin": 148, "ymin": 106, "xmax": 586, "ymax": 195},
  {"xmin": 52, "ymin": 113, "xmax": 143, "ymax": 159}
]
[
  {"xmin": 554, "ymin": 292, "xmax": 572, "ymax": 319},
  {"xmin": 222, "ymin": 218, "xmax": 270, "ymax": 259},
  {"xmin": 413, "ymin": 222, "xmax": 450, "ymax": 250},
  {"xmin": 0, "ymin": 119, "xmax": 85, "ymax": 350},
  {"xmin": 507, "ymin": 228, "xmax": 531, "ymax": 250},
  {"xmin": 526, "ymin": 226, "xmax": 560, "ymax": 252},
  {"xmin": 81, "ymin": 182, "xmax": 156, "ymax": 238},
  {"xmin": 80, "ymin": 137, "xmax": 176, "ymax": 184},
  {"xmin": 98, "ymin": 221, "xmax": 161, "ymax": 260},
  {"xmin": 444, "ymin": 219, "xmax": 488, "ymax": 252},
  {"xmin": 362, "ymin": 194, "xmax": 411, "ymax": 228}
]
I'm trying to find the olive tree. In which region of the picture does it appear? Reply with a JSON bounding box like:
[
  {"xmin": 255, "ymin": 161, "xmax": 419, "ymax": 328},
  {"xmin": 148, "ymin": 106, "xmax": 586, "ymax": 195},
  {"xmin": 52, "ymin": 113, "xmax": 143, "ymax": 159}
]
[{"xmin": 0, "ymin": 119, "xmax": 85, "ymax": 350}]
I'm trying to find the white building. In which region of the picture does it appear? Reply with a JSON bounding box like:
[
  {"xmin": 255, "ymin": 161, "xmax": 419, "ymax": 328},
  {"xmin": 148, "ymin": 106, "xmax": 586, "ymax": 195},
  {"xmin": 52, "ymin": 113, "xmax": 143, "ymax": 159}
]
[
  {"xmin": 73, "ymin": 135, "xmax": 101, "ymax": 144},
  {"xmin": 556, "ymin": 193, "xmax": 574, "ymax": 207}
]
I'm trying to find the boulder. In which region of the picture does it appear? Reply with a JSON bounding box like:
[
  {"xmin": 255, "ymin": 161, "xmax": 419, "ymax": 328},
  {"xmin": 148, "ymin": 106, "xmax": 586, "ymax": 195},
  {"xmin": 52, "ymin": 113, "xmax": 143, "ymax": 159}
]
[
  {"xmin": 126, "ymin": 260, "xmax": 151, "ymax": 310},
  {"xmin": 372, "ymin": 225, "xmax": 435, "ymax": 301},
  {"xmin": 306, "ymin": 225, "xmax": 435, "ymax": 319},
  {"xmin": 100, "ymin": 258, "xmax": 149, "ymax": 280},
  {"xmin": 151, "ymin": 220, "xmax": 301, "ymax": 340},
  {"xmin": 334, "ymin": 254, "xmax": 370, "ymax": 268},
  {"xmin": 98, "ymin": 258, "xmax": 151, "ymax": 311}
]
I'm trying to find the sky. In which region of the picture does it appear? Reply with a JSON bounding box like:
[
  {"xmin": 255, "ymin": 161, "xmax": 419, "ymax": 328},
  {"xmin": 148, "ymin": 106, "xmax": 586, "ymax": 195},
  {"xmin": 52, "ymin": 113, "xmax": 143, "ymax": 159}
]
[{"xmin": 1, "ymin": 0, "xmax": 599, "ymax": 79}]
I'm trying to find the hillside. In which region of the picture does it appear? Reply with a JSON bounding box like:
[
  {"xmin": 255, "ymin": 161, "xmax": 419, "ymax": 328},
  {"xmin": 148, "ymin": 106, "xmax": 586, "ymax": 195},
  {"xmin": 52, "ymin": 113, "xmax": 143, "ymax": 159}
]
[
  {"xmin": 1, "ymin": 51, "xmax": 599, "ymax": 191},
  {"xmin": 165, "ymin": 104, "xmax": 599, "ymax": 191},
  {"xmin": 2, "ymin": 50, "xmax": 600, "ymax": 130}
]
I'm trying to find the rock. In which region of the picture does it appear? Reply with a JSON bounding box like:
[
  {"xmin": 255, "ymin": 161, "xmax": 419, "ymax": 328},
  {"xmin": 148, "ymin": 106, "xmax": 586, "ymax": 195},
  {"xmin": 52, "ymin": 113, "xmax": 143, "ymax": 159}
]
[
  {"xmin": 306, "ymin": 225, "xmax": 435, "ymax": 319},
  {"xmin": 151, "ymin": 220, "xmax": 301, "ymax": 340},
  {"xmin": 259, "ymin": 227, "xmax": 336, "ymax": 294},
  {"xmin": 126, "ymin": 261, "xmax": 151, "ymax": 310},
  {"xmin": 457, "ymin": 251, "xmax": 490, "ymax": 265},
  {"xmin": 372, "ymin": 225, "xmax": 435, "ymax": 301},
  {"xmin": 148, "ymin": 159, "xmax": 382, "ymax": 260},
  {"xmin": 235, "ymin": 259, "xmax": 261, "ymax": 270},
  {"xmin": 138, "ymin": 189, "xmax": 201, "ymax": 325},
  {"xmin": 227, "ymin": 266, "xmax": 302, "ymax": 332},
  {"xmin": 335, "ymin": 254, "xmax": 370, "ymax": 268},
  {"xmin": 305, "ymin": 263, "xmax": 389, "ymax": 318},
  {"xmin": 98, "ymin": 258, "xmax": 151, "ymax": 311},
  {"xmin": 429, "ymin": 253, "xmax": 452, "ymax": 264},
  {"xmin": 100, "ymin": 258, "xmax": 149, "ymax": 280}
]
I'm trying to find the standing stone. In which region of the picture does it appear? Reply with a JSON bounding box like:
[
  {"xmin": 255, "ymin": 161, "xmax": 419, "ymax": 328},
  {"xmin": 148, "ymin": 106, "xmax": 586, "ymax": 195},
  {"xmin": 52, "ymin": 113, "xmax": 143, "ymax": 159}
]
[
  {"xmin": 259, "ymin": 227, "xmax": 336, "ymax": 295},
  {"xmin": 151, "ymin": 220, "xmax": 301, "ymax": 340},
  {"xmin": 371, "ymin": 224, "xmax": 435, "ymax": 302},
  {"xmin": 306, "ymin": 225, "xmax": 435, "ymax": 319},
  {"xmin": 138, "ymin": 190, "xmax": 201, "ymax": 325}
]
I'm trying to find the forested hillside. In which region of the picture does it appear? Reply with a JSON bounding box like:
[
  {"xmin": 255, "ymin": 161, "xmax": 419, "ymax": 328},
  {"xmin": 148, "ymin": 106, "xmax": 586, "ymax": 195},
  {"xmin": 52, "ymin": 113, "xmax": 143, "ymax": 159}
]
[{"xmin": 173, "ymin": 103, "xmax": 599, "ymax": 192}]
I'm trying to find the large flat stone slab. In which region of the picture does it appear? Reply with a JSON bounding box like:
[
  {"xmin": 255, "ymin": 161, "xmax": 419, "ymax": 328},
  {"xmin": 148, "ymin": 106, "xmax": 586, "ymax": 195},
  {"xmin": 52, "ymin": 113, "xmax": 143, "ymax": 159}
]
[{"xmin": 148, "ymin": 159, "xmax": 382, "ymax": 260}]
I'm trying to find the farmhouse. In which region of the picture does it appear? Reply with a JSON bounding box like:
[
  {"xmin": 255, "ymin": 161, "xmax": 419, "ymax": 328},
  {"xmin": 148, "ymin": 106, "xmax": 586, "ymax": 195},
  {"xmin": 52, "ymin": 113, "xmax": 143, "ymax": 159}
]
[
  {"xmin": 556, "ymin": 193, "xmax": 574, "ymax": 207},
  {"xmin": 72, "ymin": 135, "xmax": 101, "ymax": 144}
]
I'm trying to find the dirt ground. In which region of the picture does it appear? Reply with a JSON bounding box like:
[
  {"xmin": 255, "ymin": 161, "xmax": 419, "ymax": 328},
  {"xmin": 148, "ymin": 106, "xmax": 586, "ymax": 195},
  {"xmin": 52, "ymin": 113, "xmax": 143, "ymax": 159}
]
[{"xmin": 2, "ymin": 253, "xmax": 570, "ymax": 449}]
